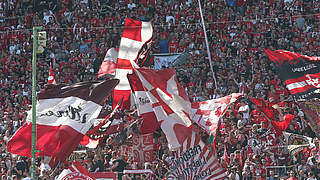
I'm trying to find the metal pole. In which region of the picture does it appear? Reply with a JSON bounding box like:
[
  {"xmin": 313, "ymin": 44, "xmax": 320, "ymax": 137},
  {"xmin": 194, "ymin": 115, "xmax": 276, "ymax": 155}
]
[
  {"xmin": 31, "ymin": 26, "xmax": 40, "ymax": 179},
  {"xmin": 198, "ymin": 0, "xmax": 218, "ymax": 89}
]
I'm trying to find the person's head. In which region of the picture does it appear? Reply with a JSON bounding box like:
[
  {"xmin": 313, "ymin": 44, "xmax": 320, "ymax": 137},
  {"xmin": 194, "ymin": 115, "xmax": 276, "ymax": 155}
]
[{"xmin": 289, "ymin": 170, "xmax": 295, "ymax": 177}]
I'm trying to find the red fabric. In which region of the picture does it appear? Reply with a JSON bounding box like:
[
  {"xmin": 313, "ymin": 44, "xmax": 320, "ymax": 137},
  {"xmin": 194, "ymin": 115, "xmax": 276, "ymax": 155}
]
[
  {"xmin": 271, "ymin": 114, "xmax": 294, "ymax": 134},
  {"xmin": 8, "ymin": 123, "xmax": 83, "ymax": 162},
  {"xmin": 250, "ymin": 97, "xmax": 279, "ymax": 121}
]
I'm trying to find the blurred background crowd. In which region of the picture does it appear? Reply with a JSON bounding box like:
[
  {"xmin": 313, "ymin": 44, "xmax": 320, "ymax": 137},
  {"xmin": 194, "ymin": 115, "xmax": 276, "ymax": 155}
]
[{"xmin": 0, "ymin": 0, "xmax": 319, "ymax": 179}]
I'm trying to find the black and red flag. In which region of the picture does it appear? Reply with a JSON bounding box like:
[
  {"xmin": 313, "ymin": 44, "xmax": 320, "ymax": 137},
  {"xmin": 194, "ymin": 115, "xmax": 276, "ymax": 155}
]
[{"xmin": 264, "ymin": 49, "xmax": 320, "ymax": 100}]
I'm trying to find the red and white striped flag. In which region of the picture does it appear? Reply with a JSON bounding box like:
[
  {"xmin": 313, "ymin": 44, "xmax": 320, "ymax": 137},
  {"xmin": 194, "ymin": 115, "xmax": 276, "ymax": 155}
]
[
  {"xmin": 97, "ymin": 47, "xmax": 118, "ymax": 77},
  {"xmin": 168, "ymin": 131, "xmax": 227, "ymax": 180},
  {"xmin": 48, "ymin": 66, "xmax": 57, "ymax": 84},
  {"xmin": 191, "ymin": 93, "xmax": 242, "ymax": 135},
  {"xmin": 7, "ymin": 79, "xmax": 119, "ymax": 165},
  {"xmin": 113, "ymin": 18, "xmax": 153, "ymax": 110},
  {"xmin": 57, "ymin": 161, "xmax": 94, "ymax": 180},
  {"xmin": 127, "ymin": 74, "xmax": 160, "ymax": 134},
  {"xmin": 134, "ymin": 68, "xmax": 193, "ymax": 150}
]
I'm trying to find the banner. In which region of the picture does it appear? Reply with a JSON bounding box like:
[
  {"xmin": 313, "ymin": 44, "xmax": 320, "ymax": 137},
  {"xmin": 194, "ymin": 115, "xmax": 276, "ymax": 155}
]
[
  {"xmin": 132, "ymin": 133, "xmax": 154, "ymax": 162},
  {"xmin": 248, "ymin": 128, "xmax": 277, "ymax": 155},
  {"xmin": 297, "ymin": 100, "xmax": 320, "ymax": 138},
  {"xmin": 168, "ymin": 132, "xmax": 227, "ymax": 180},
  {"xmin": 90, "ymin": 172, "xmax": 116, "ymax": 180},
  {"xmin": 283, "ymin": 132, "xmax": 315, "ymax": 158},
  {"xmin": 153, "ymin": 53, "xmax": 181, "ymax": 69},
  {"xmin": 121, "ymin": 145, "xmax": 133, "ymax": 161}
]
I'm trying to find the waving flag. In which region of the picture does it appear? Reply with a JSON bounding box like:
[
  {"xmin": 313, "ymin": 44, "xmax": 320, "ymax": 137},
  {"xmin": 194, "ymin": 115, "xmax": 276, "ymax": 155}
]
[
  {"xmin": 264, "ymin": 49, "xmax": 320, "ymax": 100},
  {"xmin": 57, "ymin": 161, "xmax": 94, "ymax": 180},
  {"xmin": 81, "ymin": 98, "xmax": 123, "ymax": 148},
  {"xmin": 134, "ymin": 68, "xmax": 193, "ymax": 150},
  {"xmin": 7, "ymin": 79, "xmax": 119, "ymax": 164},
  {"xmin": 97, "ymin": 48, "xmax": 118, "ymax": 77},
  {"xmin": 127, "ymin": 74, "xmax": 160, "ymax": 134},
  {"xmin": 168, "ymin": 131, "xmax": 227, "ymax": 180},
  {"xmin": 250, "ymin": 97, "xmax": 293, "ymax": 135},
  {"xmin": 113, "ymin": 18, "xmax": 153, "ymax": 110},
  {"xmin": 48, "ymin": 66, "xmax": 57, "ymax": 84},
  {"xmin": 191, "ymin": 93, "xmax": 242, "ymax": 135}
]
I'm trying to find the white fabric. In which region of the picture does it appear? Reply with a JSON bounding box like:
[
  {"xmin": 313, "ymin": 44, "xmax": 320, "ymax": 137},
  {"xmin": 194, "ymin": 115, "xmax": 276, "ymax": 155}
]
[{"xmin": 26, "ymin": 97, "xmax": 101, "ymax": 135}]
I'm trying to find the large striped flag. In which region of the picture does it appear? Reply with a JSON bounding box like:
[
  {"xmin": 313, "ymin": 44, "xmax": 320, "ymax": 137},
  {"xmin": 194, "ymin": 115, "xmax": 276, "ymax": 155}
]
[
  {"xmin": 7, "ymin": 79, "xmax": 119, "ymax": 165},
  {"xmin": 168, "ymin": 132, "xmax": 227, "ymax": 180},
  {"xmin": 264, "ymin": 49, "xmax": 320, "ymax": 100},
  {"xmin": 113, "ymin": 18, "xmax": 153, "ymax": 110},
  {"xmin": 134, "ymin": 68, "xmax": 193, "ymax": 150}
]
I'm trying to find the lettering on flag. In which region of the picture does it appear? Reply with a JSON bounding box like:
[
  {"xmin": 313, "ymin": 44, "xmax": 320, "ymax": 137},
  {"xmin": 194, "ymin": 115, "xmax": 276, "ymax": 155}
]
[
  {"xmin": 113, "ymin": 18, "xmax": 153, "ymax": 110},
  {"xmin": 264, "ymin": 49, "xmax": 320, "ymax": 100},
  {"xmin": 7, "ymin": 80, "xmax": 119, "ymax": 165},
  {"xmin": 168, "ymin": 132, "xmax": 227, "ymax": 180},
  {"xmin": 132, "ymin": 133, "xmax": 154, "ymax": 162}
]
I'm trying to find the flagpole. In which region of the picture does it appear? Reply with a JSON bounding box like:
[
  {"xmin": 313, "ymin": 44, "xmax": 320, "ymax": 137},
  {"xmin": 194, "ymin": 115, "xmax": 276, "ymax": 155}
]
[
  {"xmin": 198, "ymin": 0, "xmax": 218, "ymax": 89},
  {"xmin": 31, "ymin": 26, "xmax": 40, "ymax": 179}
]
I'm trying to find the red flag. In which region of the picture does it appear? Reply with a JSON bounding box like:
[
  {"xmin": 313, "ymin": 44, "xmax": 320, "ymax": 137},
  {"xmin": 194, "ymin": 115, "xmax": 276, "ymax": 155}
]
[
  {"xmin": 250, "ymin": 97, "xmax": 294, "ymax": 134},
  {"xmin": 249, "ymin": 97, "xmax": 279, "ymax": 120},
  {"xmin": 97, "ymin": 48, "xmax": 118, "ymax": 77},
  {"xmin": 134, "ymin": 68, "xmax": 193, "ymax": 150},
  {"xmin": 7, "ymin": 79, "xmax": 119, "ymax": 165},
  {"xmin": 271, "ymin": 114, "xmax": 294, "ymax": 133},
  {"xmin": 48, "ymin": 67, "xmax": 57, "ymax": 84},
  {"xmin": 127, "ymin": 74, "xmax": 160, "ymax": 134},
  {"xmin": 113, "ymin": 18, "xmax": 153, "ymax": 110},
  {"xmin": 191, "ymin": 93, "xmax": 242, "ymax": 135},
  {"xmin": 57, "ymin": 161, "xmax": 95, "ymax": 180}
]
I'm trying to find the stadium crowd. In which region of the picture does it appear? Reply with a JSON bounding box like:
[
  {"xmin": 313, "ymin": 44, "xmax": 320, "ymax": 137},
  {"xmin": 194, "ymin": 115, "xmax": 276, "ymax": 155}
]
[{"xmin": 0, "ymin": 0, "xmax": 319, "ymax": 179}]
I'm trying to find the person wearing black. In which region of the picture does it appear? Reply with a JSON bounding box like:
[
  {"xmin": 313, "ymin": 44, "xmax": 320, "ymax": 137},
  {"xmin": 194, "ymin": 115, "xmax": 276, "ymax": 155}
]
[{"xmin": 111, "ymin": 155, "xmax": 128, "ymax": 180}]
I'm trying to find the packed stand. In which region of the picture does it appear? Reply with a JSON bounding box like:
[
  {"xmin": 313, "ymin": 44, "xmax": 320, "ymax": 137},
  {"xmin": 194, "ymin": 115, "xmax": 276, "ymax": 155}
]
[{"xmin": 0, "ymin": 0, "xmax": 320, "ymax": 179}]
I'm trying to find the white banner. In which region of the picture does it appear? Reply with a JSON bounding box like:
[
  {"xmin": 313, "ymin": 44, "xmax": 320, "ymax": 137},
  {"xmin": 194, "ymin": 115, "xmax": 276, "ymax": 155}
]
[{"xmin": 153, "ymin": 54, "xmax": 180, "ymax": 69}]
